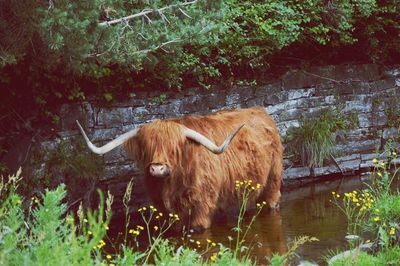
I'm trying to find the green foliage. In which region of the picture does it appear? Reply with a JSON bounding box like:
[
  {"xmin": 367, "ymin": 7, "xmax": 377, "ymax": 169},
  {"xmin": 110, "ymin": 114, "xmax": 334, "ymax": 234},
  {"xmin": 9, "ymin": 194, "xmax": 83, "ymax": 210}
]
[
  {"xmin": 47, "ymin": 138, "xmax": 103, "ymax": 179},
  {"xmin": 0, "ymin": 170, "xmax": 116, "ymax": 266},
  {"xmin": 329, "ymin": 246, "xmax": 400, "ymax": 266},
  {"xmin": 268, "ymin": 236, "xmax": 319, "ymax": 266},
  {"xmin": 327, "ymin": 150, "xmax": 400, "ymax": 265},
  {"xmin": 383, "ymin": 97, "xmax": 400, "ymax": 128},
  {"xmin": 1, "ymin": 0, "xmax": 399, "ymax": 119},
  {"xmin": 286, "ymin": 108, "xmax": 353, "ymax": 168}
]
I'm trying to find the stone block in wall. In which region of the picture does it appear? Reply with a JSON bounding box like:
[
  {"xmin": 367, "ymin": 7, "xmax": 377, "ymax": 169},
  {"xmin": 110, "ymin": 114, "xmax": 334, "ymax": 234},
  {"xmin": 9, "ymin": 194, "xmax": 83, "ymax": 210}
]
[
  {"xmin": 282, "ymin": 69, "xmax": 323, "ymax": 89},
  {"xmin": 334, "ymin": 139, "xmax": 380, "ymax": 154},
  {"xmin": 360, "ymin": 153, "xmax": 378, "ymax": 169},
  {"xmin": 132, "ymin": 107, "xmax": 151, "ymax": 123},
  {"xmin": 40, "ymin": 139, "xmax": 61, "ymax": 161},
  {"xmin": 103, "ymin": 146, "xmax": 129, "ymax": 164},
  {"xmin": 254, "ymin": 83, "xmax": 282, "ymax": 98},
  {"xmin": 276, "ymin": 108, "xmax": 304, "ymax": 122},
  {"xmin": 61, "ymin": 102, "xmax": 94, "ymax": 131},
  {"xmin": 314, "ymin": 165, "xmax": 341, "ymax": 176},
  {"xmin": 315, "ymin": 64, "xmax": 380, "ymax": 82},
  {"xmin": 336, "ymin": 154, "xmax": 361, "ymax": 172},
  {"xmin": 276, "ymin": 120, "xmax": 300, "ymax": 137},
  {"xmin": 384, "ymin": 67, "xmax": 400, "ymax": 78},
  {"xmin": 96, "ymin": 107, "xmax": 133, "ymax": 127},
  {"xmin": 358, "ymin": 112, "xmax": 387, "ymax": 128},
  {"xmin": 228, "ymin": 85, "xmax": 255, "ymax": 102},
  {"xmin": 150, "ymin": 101, "xmax": 182, "ymax": 118},
  {"xmin": 102, "ymin": 163, "xmax": 140, "ymax": 180},
  {"xmin": 342, "ymin": 95, "xmax": 372, "ymax": 113},
  {"xmin": 245, "ymin": 97, "xmax": 264, "ymax": 107},
  {"xmin": 92, "ymin": 127, "xmax": 121, "ymax": 142},
  {"xmin": 266, "ymin": 98, "xmax": 308, "ymax": 115},
  {"xmin": 287, "ymin": 88, "xmax": 316, "ymax": 100},
  {"xmin": 226, "ymin": 93, "xmax": 241, "ymax": 106},
  {"xmin": 180, "ymin": 91, "xmax": 227, "ymax": 114},
  {"xmin": 332, "ymin": 81, "xmax": 370, "ymax": 95},
  {"xmin": 181, "ymin": 95, "xmax": 204, "ymax": 114},
  {"xmin": 203, "ymin": 92, "xmax": 226, "ymax": 110},
  {"xmin": 284, "ymin": 167, "xmax": 311, "ymax": 179},
  {"xmin": 366, "ymin": 78, "xmax": 397, "ymax": 93},
  {"xmin": 283, "ymin": 64, "xmax": 381, "ymax": 90},
  {"xmin": 339, "ymin": 128, "xmax": 377, "ymax": 143},
  {"xmin": 383, "ymin": 128, "xmax": 399, "ymax": 139}
]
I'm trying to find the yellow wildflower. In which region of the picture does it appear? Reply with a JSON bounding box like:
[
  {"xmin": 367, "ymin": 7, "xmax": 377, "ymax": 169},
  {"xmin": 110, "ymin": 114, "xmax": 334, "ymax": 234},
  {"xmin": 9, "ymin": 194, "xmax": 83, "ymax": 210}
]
[
  {"xmin": 106, "ymin": 255, "xmax": 112, "ymax": 259},
  {"xmin": 389, "ymin": 227, "xmax": 396, "ymax": 235},
  {"xmin": 154, "ymin": 226, "xmax": 159, "ymax": 231},
  {"xmin": 372, "ymin": 158, "xmax": 378, "ymax": 163},
  {"xmin": 373, "ymin": 217, "xmax": 380, "ymax": 222}
]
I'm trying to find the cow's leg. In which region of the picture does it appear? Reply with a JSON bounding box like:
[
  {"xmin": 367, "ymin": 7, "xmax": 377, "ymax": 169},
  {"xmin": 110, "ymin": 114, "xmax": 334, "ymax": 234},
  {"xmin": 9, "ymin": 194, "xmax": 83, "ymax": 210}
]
[
  {"xmin": 189, "ymin": 202, "xmax": 215, "ymax": 231},
  {"xmin": 175, "ymin": 188, "xmax": 217, "ymax": 232},
  {"xmin": 265, "ymin": 159, "xmax": 283, "ymax": 209}
]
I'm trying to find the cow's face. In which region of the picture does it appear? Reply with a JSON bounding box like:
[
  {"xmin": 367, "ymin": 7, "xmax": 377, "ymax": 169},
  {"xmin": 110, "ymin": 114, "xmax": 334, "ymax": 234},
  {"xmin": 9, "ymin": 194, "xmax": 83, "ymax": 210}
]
[{"xmin": 129, "ymin": 121, "xmax": 186, "ymax": 179}]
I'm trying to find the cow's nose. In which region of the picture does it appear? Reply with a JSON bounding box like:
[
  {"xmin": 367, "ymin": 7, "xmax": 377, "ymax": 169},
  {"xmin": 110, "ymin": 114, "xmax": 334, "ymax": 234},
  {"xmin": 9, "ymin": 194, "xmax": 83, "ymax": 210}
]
[{"xmin": 149, "ymin": 164, "xmax": 169, "ymax": 177}]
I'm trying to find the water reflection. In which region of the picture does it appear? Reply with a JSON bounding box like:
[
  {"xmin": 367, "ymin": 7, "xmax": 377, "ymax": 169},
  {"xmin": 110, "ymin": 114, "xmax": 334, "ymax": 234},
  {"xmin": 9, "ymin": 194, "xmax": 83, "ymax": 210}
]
[
  {"xmin": 189, "ymin": 175, "xmax": 367, "ymax": 264},
  {"xmin": 109, "ymin": 175, "xmax": 370, "ymax": 264}
]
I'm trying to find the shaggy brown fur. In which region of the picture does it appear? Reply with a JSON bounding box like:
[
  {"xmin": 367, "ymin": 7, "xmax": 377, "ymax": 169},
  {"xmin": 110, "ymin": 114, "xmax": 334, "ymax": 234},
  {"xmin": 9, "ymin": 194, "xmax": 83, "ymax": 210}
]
[{"xmin": 124, "ymin": 107, "xmax": 283, "ymax": 230}]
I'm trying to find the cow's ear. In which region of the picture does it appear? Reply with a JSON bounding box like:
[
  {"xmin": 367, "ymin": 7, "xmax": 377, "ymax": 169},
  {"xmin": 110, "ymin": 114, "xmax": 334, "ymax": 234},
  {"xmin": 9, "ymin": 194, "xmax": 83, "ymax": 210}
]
[{"xmin": 124, "ymin": 136, "xmax": 140, "ymax": 161}]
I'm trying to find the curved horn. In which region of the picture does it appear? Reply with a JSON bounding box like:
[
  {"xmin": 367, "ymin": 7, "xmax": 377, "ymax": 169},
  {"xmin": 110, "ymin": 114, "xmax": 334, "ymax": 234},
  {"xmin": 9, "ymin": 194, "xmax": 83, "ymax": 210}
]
[
  {"xmin": 76, "ymin": 120, "xmax": 139, "ymax": 154},
  {"xmin": 183, "ymin": 124, "xmax": 244, "ymax": 154}
]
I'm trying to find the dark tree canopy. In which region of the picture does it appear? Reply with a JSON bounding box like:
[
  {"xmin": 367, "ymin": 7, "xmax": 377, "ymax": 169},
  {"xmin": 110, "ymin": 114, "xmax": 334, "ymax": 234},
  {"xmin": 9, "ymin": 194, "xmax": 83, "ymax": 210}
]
[{"xmin": 0, "ymin": 0, "xmax": 399, "ymax": 118}]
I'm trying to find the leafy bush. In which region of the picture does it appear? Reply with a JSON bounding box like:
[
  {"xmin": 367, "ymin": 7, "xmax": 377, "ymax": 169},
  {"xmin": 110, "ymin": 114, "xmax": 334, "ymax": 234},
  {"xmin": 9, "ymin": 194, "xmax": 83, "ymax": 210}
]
[
  {"xmin": 1, "ymin": 0, "xmax": 399, "ymax": 123},
  {"xmin": 0, "ymin": 170, "xmax": 112, "ymax": 266}
]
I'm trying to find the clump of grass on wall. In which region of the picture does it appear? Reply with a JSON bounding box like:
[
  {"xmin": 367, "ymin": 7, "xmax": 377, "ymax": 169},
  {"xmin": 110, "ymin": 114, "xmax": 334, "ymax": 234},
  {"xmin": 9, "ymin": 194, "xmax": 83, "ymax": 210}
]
[{"xmin": 286, "ymin": 108, "xmax": 355, "ymax": 168}]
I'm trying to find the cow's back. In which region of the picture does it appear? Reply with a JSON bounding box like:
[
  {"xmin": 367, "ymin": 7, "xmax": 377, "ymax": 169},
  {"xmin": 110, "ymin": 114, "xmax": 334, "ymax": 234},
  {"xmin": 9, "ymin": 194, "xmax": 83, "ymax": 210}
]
[{"xmin": 168, "ymin": 107, "xmax": 282, "ymax": 208}]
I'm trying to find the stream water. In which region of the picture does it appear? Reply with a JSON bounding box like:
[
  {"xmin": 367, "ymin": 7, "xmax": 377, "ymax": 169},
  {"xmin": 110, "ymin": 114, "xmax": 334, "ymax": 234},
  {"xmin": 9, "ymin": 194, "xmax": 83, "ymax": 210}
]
[
  {"xmin": 110, "ymin": 175, "xmax": 372, "ymax": 265},
  {"xmin": 192, "ymin": 175, "xmax": 367, "ymax": 264}
]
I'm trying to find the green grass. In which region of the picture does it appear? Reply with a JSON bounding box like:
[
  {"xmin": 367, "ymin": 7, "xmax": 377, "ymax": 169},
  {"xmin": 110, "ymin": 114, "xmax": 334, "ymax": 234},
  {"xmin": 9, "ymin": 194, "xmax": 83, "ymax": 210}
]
[
  {"xmin": 286, "ymin": 108, "xmax": 352, "ymax": 168},
  {"xmin": 327, "ymin": 153, "xmax": 400, "ymax": 265}
]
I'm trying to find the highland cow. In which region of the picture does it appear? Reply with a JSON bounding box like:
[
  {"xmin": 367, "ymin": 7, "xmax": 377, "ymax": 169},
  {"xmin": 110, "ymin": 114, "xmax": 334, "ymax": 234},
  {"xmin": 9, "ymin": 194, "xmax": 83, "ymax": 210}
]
[{"xmin": 77, "ymin": 107, "xmax": 283, "ymax": 230}]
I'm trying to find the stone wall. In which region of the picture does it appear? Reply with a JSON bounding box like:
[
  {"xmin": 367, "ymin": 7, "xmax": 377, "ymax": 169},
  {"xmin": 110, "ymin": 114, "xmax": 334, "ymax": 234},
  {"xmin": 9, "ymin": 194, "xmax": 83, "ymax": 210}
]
[{"xmin": 26, "ymin": 64, "xmax": 400, "ymax": 212}]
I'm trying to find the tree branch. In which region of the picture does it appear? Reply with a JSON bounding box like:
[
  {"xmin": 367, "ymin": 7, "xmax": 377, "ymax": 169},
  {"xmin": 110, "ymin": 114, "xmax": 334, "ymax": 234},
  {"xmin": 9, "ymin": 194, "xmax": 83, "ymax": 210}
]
[
  {"xmin": 133, "ymin": 38, "xmax": 182, "ymax": 55},
  {"xmin": 99, "ymin": 0, "xmax": 198, "ymax": 27}
]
